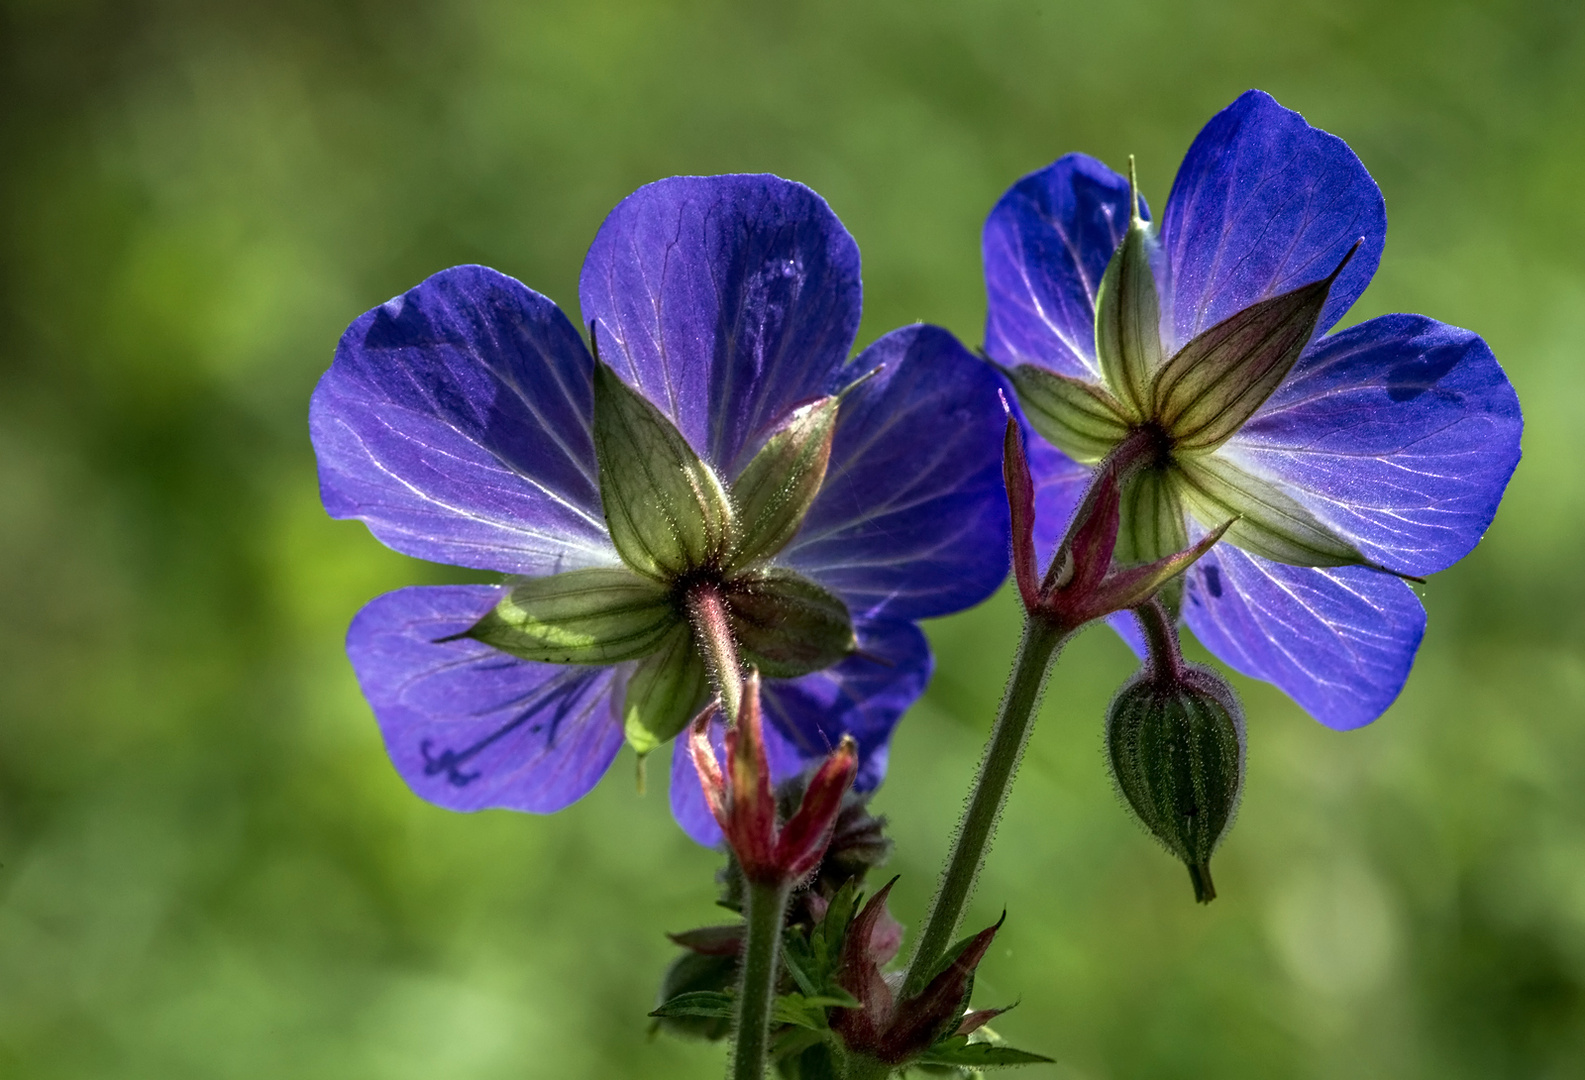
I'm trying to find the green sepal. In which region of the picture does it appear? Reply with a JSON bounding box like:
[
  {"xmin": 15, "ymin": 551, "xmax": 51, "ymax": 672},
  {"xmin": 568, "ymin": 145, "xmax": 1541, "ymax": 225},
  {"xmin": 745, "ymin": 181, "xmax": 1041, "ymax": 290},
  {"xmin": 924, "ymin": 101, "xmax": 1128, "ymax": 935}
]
[
  {"xmin": 1007, "ymin": 363, "xmax": 1132, "ymax": 464},
  {"xmin": 1173, "ymin": 453, "xmax": 1368, "ymax": 568},
  {"xmin": 728, "ymin": 395, "xmax": 839, "ymax": 570},
  {"xmin": 1151, "ymin": 246, "xmax": 1354, "ymax": 452},
  {"xmin": 726, "ymin": 568, "xmax": 855, "ymax": 679},
  {"xmin": 593, "ymin": 362, "xmax": 734, "ymax": 579},
  {"xmin": 623, "ymin": 622, "xmax": 710, "ymax": 757},
  {"xmin": 915, "ymin": 1035, "xmax": 1055, "ymax": 1067},
  {"xmin": 1116, "ymin": 465, "xmax": 1189, "ymax": 617},
  {"xmin": 463, "ymin": 568, "xmax": 678, "ymax": 664},
  {"xmin": 1093, "ymin": 157, "xmax": 1162, "ymax": 419}
]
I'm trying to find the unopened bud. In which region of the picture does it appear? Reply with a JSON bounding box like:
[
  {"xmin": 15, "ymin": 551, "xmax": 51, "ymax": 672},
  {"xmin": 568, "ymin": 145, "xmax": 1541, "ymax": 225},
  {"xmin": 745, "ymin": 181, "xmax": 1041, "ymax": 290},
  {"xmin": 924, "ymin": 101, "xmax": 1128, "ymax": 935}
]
[{"xmin": 1105, "ymin": 664, "xmax": 1245, "ymax": 903}]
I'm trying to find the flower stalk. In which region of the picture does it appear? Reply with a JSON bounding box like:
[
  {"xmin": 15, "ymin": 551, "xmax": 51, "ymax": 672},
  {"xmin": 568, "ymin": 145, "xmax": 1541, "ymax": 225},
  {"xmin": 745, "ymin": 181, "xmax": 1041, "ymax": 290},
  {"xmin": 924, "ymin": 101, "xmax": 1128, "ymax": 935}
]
[
  {"xmin": 898, "ymin": 614, "xmax": 1066, "ymax": 1000},
  {"xmin": 903, "ymin": 414, "xmax": 1227, "ymax": 997},
  {"xmin": 687, "ymin": 581, "xmax": 745, "ymax": 722},
  {"xmin": 689, "ymin": 671, "xmax": 860, "ymax": 1078},
  {"xmin": 732, "ymin": 878, "xmax": 791, "ymax": 1080}
]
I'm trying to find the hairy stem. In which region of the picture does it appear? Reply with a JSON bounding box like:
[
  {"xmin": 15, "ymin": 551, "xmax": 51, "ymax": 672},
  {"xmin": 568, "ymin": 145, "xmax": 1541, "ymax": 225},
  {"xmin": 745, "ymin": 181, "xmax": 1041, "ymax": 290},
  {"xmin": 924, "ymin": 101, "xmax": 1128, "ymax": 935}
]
[
  {"xmin": 1135, "ymin": 597, "xmax": 1185, "ymax": 683},
  {"xmin": 899, "ymin": 615, "xmax": 1069, "ymax": 999},
  {"xmin": 731, "ymin": 878, "xmax": 790, "ymax": 1080},
  {"xmin": 687, "ymin": 581, "xmax": 743, "ymax": 722}
]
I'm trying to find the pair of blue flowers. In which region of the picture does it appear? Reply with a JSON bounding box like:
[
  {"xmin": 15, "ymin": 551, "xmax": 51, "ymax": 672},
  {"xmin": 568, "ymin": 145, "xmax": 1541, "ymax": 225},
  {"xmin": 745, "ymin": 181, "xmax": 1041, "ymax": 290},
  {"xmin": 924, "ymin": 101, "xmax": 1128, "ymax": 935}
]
[{"xmin": 311, "ymin": 91, "xmax": 1521, "ymax": 844}]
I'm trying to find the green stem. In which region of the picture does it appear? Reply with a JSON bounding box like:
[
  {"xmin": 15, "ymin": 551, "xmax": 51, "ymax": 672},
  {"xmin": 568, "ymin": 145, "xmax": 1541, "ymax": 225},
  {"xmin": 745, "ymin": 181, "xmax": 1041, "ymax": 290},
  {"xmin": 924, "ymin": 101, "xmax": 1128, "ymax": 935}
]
[
  {"xmin": 899, "ymin": 615, "xmax": 1069, "ymax": 1000},
  {"xmin": 1135, "ymin": 597, "xmax": 1184, "ymax": 683},
  {"xmin": 732, "ymin": 878, "xmax": 791, "ymax": 1080}
]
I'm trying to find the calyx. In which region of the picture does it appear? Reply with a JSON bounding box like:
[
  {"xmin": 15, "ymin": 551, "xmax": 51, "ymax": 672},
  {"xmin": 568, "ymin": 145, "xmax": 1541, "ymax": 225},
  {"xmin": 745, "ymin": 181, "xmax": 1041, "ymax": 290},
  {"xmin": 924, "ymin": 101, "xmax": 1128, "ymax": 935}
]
[
  {"xmin": 1006, "ymin": 156, "xmax": 1394, "ymax": 588},
  {"xmin": 461, "ymin": 357, "xmax": 858, "ymax": 756}
]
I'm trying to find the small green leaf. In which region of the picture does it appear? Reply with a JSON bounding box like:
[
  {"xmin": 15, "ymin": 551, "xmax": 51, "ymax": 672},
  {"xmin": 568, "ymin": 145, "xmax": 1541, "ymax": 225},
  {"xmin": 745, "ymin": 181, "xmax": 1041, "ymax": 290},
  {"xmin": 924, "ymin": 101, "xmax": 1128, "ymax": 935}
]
[
  {"xmin": 649, "ymin": 990, "xmax": 736, "ymax": 1020},
  {"xmin": 781, "ymin": 940, "xmax": 820, "ymax": 997},
  {"xmin": 726, "ymin": 568, "xmax": 855, "ymax": 679},
  {"xmin": 770, "ymin": 1026, "xmax": 830, "ymax": 1064},
  {"xmin": 812, "ymin": 879, "xmax": 861, "ymax": 973},
  {"xmin": 729, "ymin": 396, "xmax": 840, "ymax": 569},
  {"xmin": 464, "ymin": 568, "xmax": 678, "ymax": 664},
  {"xmin": 623, "ymin": 623, "xmax": 710, "ymax": 756},
  {"xmin": 1007, "ymin": 363, "xmax": 1132, "ymax": 464},
  {"xmin": 1116, "ymin": 465, "xmax": 1189, "ymax": 617},
  {"xmin": 1173, "ymin": 454, "xmax": 1366, "ymax": 568},
  {"xmin": 1093, "ymin": 158, "xmax": 1161, "ymax": 419},
  {"xmin": 916, "ymin": 1036, "xmax": 1055, "ymax": 1067},
  {"xmin": 593, "ymin": 362, "xmax": 734, "ymax": 579},
  {"xmin": 1151, "ymin": 246, "xmax": 1355, "ymax": 452}
]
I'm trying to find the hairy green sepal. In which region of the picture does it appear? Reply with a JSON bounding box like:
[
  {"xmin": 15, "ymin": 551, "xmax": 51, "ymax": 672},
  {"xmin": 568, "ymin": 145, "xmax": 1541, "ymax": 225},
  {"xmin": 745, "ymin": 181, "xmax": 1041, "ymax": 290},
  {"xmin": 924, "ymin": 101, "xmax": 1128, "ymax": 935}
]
[
  {"xmin": 1151, "ymin": 248, "xmax": 1353, "ymax": 453},
  {"xmin": 1116, "ymin": 465, "xmax": 1190, "ymax": 615},
  {"xmin": 593, "ymin": 363, "xmax": 734, "ymax": 579},
  {"xmin": 623, "ymin": 623, "xmax": 710, "ymax": 756},
  {"xmin": 464, "ymin": 568, "xmax": 679, "ymax": 664},
  {"xmin": 729, "ymin": 395, "xmax": 840, "ymax": 569},
  {"xmin": 1007, "ymin": 363, "xmax": 1131, "ymax": 464},
  {"xmin": 1173, "ymin": 454, "xmax": 1366, "ymax": 568},
  {"xmin": 726, "ymin": 568, "xmax": 855, "ymax": 679},
  {"xmin": 1093, "ymin": 159, "xmax": 1162, "ymax": 419}
]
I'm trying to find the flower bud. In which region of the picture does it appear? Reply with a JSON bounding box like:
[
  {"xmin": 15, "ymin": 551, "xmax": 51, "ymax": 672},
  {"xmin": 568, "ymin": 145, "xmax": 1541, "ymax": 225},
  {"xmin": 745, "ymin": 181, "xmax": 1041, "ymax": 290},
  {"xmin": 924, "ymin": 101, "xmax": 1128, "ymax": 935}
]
[{"xmin": 1105, "ymin": 663, "xmax": 1245, "ymax": 903}]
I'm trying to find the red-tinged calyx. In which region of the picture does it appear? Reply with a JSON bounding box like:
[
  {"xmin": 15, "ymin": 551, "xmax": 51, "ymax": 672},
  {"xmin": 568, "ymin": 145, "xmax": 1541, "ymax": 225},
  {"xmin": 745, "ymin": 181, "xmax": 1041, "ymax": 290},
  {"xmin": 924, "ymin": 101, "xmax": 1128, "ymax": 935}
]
[
  {"xmin": 832, "ymin": 882, "xmax": 1007, "ymax": 1066},
  {"xmin": 1002, "ymin": 415, "xmax": 1041, "ymax": 612},
  {"xmin": 1002, "ymin": 422, "xmax": 1231, "ymax": 630},
  {"xmin": 688, "ymin": 670, "xmax": 858, "ymax": 887}
]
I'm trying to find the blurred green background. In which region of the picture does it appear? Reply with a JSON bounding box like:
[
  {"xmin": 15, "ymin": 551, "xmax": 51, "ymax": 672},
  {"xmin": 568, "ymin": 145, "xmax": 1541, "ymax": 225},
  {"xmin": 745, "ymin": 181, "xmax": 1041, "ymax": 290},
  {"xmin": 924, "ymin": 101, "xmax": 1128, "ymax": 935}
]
[{"xmin": 2, "ymin": 0, "xmax": 1583, "ymax": 1076}]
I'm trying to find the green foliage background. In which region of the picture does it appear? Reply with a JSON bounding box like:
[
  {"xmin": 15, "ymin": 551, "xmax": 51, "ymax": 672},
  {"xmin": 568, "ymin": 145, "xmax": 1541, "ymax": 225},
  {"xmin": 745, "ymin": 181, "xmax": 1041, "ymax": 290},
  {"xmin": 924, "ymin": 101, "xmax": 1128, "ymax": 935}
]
[{"xmin": 3, "ymin": 1, "xmax": 1583, "ymax": 1076}]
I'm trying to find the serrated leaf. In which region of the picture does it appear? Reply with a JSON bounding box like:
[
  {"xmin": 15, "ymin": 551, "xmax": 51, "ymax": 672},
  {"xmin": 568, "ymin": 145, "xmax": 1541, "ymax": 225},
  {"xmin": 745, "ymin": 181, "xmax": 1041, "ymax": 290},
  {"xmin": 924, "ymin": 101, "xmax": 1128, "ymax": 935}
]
[
  {"xmin": 729, "ymin": 396, "xmax": 840, "ymax": 569},
  {"xmin": 725, "ymin": 568, "xmax": 855, "ymax": 678},
  {"xmin": 623, "ymin": 623, "xmax": 710, "ymax": 756},
  {"xmin": 1007, "ymin": 363, "xmax": 1132, "ymax": 464},
  {"xmin": 593, "ymin": 362, "xmax": 733, "ymax": 579},
  {"xmin": 916, "ymin": 1035, "xmax": 1055, "ymax": 1067},
  {"xmin": 1151, "ymin": 245, "xmax": 1355, "ymax": 452},
  {"xmin": 1093, "ymin": 169, "xmax": 1160, "ymax": 419},
  {"xmin": 463, "ymin": 568, "xmax": 677, "ymax": 664},
  {"xmin": 649, "ymin": 990, "xmax": 736, "ymax": 1020},
  {"xmin": 1173, "ymin": 454, "xmax": 1366, "ymax": 568}
]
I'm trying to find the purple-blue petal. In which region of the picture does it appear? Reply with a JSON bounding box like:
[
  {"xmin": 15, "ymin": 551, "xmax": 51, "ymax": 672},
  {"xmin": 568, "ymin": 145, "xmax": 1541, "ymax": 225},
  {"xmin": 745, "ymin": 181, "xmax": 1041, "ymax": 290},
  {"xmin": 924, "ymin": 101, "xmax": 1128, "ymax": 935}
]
[
  {"xmin": 1160, "ymin": 90, "xmax": 1385, "ymax": 352},
  {"xmin": 761, "ymin": 617, "xmax": 932, "ymax": 793},
  {"xmin": 1222, "ymin": 314, "xmax": 1522, "ymax": 578},
  {"xmin": 1182, "ymin": 547, "xmax": 1426, "ymax": 730},
  {"xmin": 579, "ymin": 174, "xmax": 862, "ymax": 478},
  {"xmin": 311, "ymin": 266, "xmax": 615, "ymax": 575},
  {"xmin": 347, "ymin": 585, "xmax": 625, "ymax": 813},
  {"xmin": 783, "ymin": 325, "xmax": 1010, "ymax": 623},
  {"xmin": 668, "ymin": 618, "xmax": 932, "ymax": 847},
  {"xmin": 983, "ymin": 153, "xmax": 1138, "ymax": 379}
]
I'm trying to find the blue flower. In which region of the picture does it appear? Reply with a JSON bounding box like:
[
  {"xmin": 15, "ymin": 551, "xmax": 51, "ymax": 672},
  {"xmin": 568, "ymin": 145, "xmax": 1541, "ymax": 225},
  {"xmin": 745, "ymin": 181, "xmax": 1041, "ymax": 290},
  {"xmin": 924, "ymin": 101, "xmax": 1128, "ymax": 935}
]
[
  {"xmin": 985, "ymin": 91, "xmax": 1522, "ymax": 728},
  {"xmin": 310, "ymin": 174, "xmax": 1010, "ymax": 839}
]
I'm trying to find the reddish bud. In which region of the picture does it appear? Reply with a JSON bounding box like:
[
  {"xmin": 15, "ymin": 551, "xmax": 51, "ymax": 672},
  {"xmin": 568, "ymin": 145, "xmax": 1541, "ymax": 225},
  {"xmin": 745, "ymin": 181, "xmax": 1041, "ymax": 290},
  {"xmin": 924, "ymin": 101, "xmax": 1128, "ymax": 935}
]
[
  {"xmin": 689, "ymin": 670, "xmax": 858, "ymax": 887},
  {"xmin": 1006, "ymin": 425, "xmax": 1230, "ymax": 630},
  {"xmin": 832, "ymin": 884, "xmax": 1005, "ymax": 1066},
  {"xmin": 1002, "ymin": 411, "xmax": 1042, "ymax": 612}
]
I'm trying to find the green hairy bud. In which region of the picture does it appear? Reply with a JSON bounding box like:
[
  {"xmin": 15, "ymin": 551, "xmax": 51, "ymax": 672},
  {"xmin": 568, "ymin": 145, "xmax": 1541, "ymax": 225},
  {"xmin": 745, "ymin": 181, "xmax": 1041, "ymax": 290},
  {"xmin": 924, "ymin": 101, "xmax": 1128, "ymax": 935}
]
[{"xmin": 1105, "ymin": 663, "xmax": 1245, "ymax": 903}]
